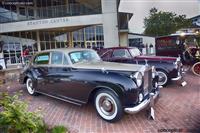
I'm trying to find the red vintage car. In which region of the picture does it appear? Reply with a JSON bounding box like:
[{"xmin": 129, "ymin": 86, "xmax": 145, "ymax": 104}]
[{"xmin": 98, "ymin": 47, "xmax": 183, "ymax": 87}]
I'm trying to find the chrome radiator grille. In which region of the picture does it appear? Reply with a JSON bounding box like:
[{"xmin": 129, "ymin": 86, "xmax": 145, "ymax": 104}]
[{"xmin": 143, "ymin": 68, "xmax": 152, "ymax": 96}]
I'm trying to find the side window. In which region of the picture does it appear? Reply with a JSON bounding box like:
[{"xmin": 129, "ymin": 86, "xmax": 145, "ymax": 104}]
[
  {"xmin": 34, "ymin": 53, "xmax": 50, "ymax": 65},
  {"xmin": 112, "ymin": 49, "xmax": 131, "ymax": 58},
  {"xmin": 51, "ymin": 52, "xmax": 63, "ymax": 65},
  {"xmin": 100, "ymin": 50, "xmax": 112, "ymax": 59},
  {"xmin": 63, "ymin": 55, "xmax": 69, "ymax": 65}
]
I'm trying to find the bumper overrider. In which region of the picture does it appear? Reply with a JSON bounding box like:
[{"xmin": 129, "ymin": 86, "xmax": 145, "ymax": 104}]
[
  {"xmin": 124, "ymin": 90, "xmax": 159, "ymax": 114},
  {"xmin": 171, "ymin": 68, "xmax": 184, "ymax": 81},
  {"xmin": 171, "ymin": 61, "xmax": 184, "ymax": 81}
]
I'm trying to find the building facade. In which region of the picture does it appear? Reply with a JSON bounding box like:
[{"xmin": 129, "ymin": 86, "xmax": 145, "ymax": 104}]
[
  {"xmin": 128, "ymin": 33, "xmax": 156, "ymax": 55},
  {"xmin": 0, "ymin": 0, "xmax": 132, "ymax": 67},
  {"xmin": 191, "ymin": 15, "xmax": 200, "ymax": 28}
]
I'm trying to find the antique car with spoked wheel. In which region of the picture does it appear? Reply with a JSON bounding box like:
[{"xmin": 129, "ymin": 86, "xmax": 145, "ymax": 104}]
[
  {"xmin": 19, "ymin": 48, "xmax": 159, "ymax": 122},
  {"xmin": 156, "ymin": 31, "xmax": 200, "ymax": 64},
  {"xmin": 98, "ymin": 47, "xmax": 183, "ymax": 87},
  {"xmin": 192, "ymin": 62, "xmax": 200, "ymax": 76},
  {"xmin": 156, "ymin": 30, "xmax": 200, "ymax": 77},
  {"xmin": 191, "ymin": 48, "xmax": 200, "ymax": 76}
]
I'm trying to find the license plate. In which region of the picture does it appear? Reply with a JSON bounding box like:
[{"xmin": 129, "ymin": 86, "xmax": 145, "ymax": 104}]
[{"xmin": 150, "ymin": 107, "xmax": 155, "ymax": 120}]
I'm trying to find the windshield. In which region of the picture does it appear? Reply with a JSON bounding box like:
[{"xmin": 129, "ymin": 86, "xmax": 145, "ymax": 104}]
[
  {"xmin": 129, "ymin": 48, "xmax": 141, "ymax": 57},
  {"xmin": 69, "ymin": 50, "xmax": 101, "ymax": 64}
]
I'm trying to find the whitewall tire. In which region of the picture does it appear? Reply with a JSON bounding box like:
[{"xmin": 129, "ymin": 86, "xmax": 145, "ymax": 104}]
[
  {"xmin": 157, "ymin": 70, "xmax": 168, "ymax": 87},
  {"xmin": 26, "ymin": 78, "xmax": 37, "ymax": 95},
  {"xmin": 95, "ymin": 90, "xmax": 123, "ymax": 122}
]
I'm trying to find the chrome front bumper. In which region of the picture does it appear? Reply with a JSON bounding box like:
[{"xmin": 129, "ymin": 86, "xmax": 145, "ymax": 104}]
[
  {"xmin": 171, "ymin": 75, "xmax": 182, "ymax": 81},
  {"xmin": 171, "ymin": 65, "xmax": 186, "ymax": 81},
  {"xmin": 124, "ymin": 91, "xmax": 159, "ymax": 114},
  {"xmin": 171, "ymin": 70, "xmax": 183, "ymax": 81}
]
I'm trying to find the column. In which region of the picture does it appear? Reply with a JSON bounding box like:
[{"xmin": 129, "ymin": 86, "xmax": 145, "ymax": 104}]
[
  {"xmin": 68, "ymin": 32, "xmax": 73, "ymax": 48},
  {"xmin": 33, "ymin": 0, "xmax": 37, "ymax": 19},
  {"xmin": 36, "ymin": 31, "xmax": 41, "ymax": 51},
  {"xmin": 101, "ymin": 0, "xmax": 119, "ymax": 48}
]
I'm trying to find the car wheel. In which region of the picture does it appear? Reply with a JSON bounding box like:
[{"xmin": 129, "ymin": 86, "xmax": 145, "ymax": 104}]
[
  {"xmin": 192, "ymin": 62, "xmax": 200, "ymax": 76},
  {"xmin": 0, "ymin": 65, "xmax": 2, "ymax": 70},
  {"xmin": 94, "ymin": 90, "xmax": 123, "ymax": 122},
  {"xmin": 26, "ymin": 78, "xmax": 37, "ymax": 95},
  {"xmin": 157, "ymin": 70, "xmax": 168, "ymax": 87}
]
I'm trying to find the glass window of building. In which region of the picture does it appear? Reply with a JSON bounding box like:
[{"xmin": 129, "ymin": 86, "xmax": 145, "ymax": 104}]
[
  {"xmin": 0, "ymin": 0, "xmax": 101, "ymax": 23},
  {"xmin": 1, "ymin": 31, "xmax": 37, "ymax": 65},
  {"xmin": 73, "ymin": 29, "xmax": 84, "ymax": 48}
]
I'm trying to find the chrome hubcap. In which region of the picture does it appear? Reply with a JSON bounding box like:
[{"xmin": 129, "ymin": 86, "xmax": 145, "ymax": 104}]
[
  {"xmin": 99, "ymin": 96, "xmax": 115, "ymax": 116},
  {"xmin": 158, "ymin": 71, "xmax": 167, "ymax": 85},
  {"xmin": 28, "ymin": 81, "xmax": 32, "ymax": 88},
  {"xmin": 27, "ymin": 79, "xmax": 34, "ymax": 94}
]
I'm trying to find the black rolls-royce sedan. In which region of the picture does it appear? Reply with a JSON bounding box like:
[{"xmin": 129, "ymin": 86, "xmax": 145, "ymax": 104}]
[{"xmin": 19, "ymin": 48, "xmax": 159, "ymax": 122}]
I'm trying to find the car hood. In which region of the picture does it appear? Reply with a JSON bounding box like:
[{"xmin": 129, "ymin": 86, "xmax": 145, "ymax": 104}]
[
  {"xmin": 72, "ymin": 61, "xmax": 146, "ymax": 72},
  {"xmin": 135, "ymin": 55, "xmax": 177, "ymax": 61}
]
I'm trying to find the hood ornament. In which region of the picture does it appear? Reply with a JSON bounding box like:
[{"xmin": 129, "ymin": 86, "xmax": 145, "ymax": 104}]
[{"xmin": 101, "ymin": 67, "xmax": 108, "ymax": 74}]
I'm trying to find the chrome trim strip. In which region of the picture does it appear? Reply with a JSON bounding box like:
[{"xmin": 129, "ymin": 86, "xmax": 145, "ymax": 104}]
[{"xmin": 35, "ymin": 91, "xmax": 85, "ymax": 106}]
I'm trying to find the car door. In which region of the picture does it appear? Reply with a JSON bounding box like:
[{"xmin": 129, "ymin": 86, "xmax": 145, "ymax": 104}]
[
  {"xmin": 32, "ymin": 52, "xmax": 52, "ymax": 94},
  {"xmin": 46, "ymin": 51, "xmax": 73, "ymax": 97},
  {"xmin": 47, "ymin": 51, "xmax": 89, "ymax": 104}
]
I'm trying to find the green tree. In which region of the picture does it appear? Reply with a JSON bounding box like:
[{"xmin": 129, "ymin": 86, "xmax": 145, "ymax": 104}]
[{"xmin": 144, "ymin": 7, "xmax": 192, "ymax": 36}]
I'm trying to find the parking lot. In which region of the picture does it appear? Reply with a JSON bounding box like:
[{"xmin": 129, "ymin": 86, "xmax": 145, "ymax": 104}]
[{"xmin": 0, "ymin": 69, "xmax": 200, "ymax": 133}]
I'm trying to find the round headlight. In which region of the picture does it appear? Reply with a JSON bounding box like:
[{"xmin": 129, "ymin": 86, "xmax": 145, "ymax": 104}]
[
  {"xmin": 173, "ymin": 61, "xmax": 178, "ymax": 69},
  {"xmin": 138, "ymin": 93, "xmax": 143, "ymax": 103},
  {"xmin": 155, "ymin": 82, "xmax": 158, "ymax": 88},
  {"xmin": 132, "ymin": 72, "xmax": 143, "ymax": 87}
]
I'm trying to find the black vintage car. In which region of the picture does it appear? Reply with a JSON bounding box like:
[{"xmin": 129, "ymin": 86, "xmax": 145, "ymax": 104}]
[
  {"xmin": 98, "ymin": 47, "xmax": 183, "ymax": 87},
  {"xmin": 19, "ymin": 48, "xmax": 159, "ymax": 122}
]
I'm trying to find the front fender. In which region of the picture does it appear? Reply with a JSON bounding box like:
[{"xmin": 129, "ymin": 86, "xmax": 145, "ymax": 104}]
[
  {"xmin": 21, "ymin": 69, "xmax": 37, "ymax": 89},
  {"xmin": 153, "ymin": 63, "xmax": 173, "ymax": 74},
  {"xmin": 86, "ymin": 71, "xmax": 139, "ymax": 107}
]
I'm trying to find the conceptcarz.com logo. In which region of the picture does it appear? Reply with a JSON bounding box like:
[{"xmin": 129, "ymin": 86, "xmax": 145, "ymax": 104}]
[
  {"xmin": 158, "ymin": 128, "xmax": 199, "ymax": 133},
  {"xmin": 1, "ymin": 0, "xmax": 33, "ymax": 5}
]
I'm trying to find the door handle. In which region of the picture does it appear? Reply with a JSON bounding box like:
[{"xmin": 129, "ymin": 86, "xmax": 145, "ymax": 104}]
[{"xmin": 63, "ymin": 68, "xmax": 71, "ymax": 71}]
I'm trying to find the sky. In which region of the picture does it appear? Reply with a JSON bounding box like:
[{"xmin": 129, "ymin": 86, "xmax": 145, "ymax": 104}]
[{"xmin": 119, "ymin": 0, "xmax": 200, "ymax": 33}]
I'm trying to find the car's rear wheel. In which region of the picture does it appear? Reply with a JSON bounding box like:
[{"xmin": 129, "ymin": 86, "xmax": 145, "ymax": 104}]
[
  {"xmin": 0, "ymin": 65, "xmax": 3, "ymax": 70},
  {"xmin": 192, "ymin": 62, "xmax": 200, "ymax": 76},
  {"xmin": 26, "ymin": 78, "xmax": 37, "ymax": 95},
  {"xmin": 157, "ymin": 70, "xmax": 168, "ymax": 87},
  {"xmin": 94, "ymin": 90, "xmax": 123, "ymax": 122}
]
